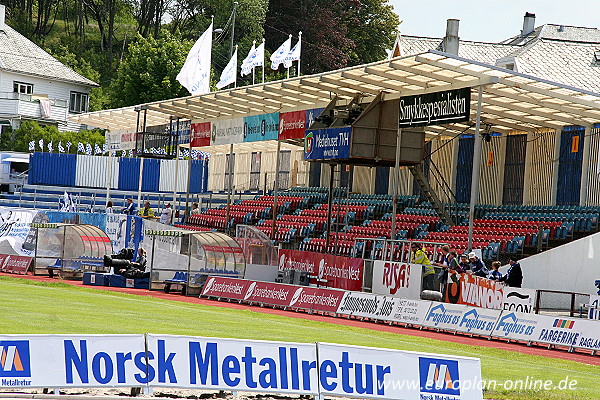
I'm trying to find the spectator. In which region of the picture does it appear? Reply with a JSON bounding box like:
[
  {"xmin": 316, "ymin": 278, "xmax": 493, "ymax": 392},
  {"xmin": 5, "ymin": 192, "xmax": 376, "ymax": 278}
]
[
  {"xmin": 468, "ymin": 252, "xmax": 489, "ymax": 278},
  {"xmin": 138, "ymin": 201, "xmax": 156, "ymax": 218},
  {"xmin": 458, "ymin": 254, "xmax": 471, "ymax": 272},
  {"xmin": 499, "ymin": 257, "xmax": 523, "ymax": 287},
  {"xmin": 488, "ymin": 261, "xmax": 503, "ymax": 280},
  {"xmin": 122, "ymin": 198, "xmax": 135, "ymax": 215},
  {"xmin": 105, "ymin": 201, "xmax": 114, "ymax": 214},
  {"xmin": 411, "ymin": 242, "xmax": 435, "ymax": 291},
  {"xmin": 434, "ymin": 245, "xmax": 450, "ymax": 268},
  {"xmin": 160, "ymin": 203, "xmax": 173, "ymax": 225},
  {"xmin": 439, "ymin": 249, "xmax": 461, "ymax": 294},
  {"xmin": 191, "ymin": 203, "xmax": 201, "ymax": 215}
]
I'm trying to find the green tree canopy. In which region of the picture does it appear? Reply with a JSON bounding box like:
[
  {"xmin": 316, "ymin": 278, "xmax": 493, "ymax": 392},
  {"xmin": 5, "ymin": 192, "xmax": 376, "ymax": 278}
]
[{"xmin": 110, "ymin": 32, "xmax": 192, "ymax": 108}]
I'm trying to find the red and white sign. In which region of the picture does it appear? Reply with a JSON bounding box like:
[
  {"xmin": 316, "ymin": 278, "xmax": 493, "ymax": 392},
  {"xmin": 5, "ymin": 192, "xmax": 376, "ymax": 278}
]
[
  {"xmin": 278, "ymin": 249, "xmax": 364, "ymax": 291},
  {"xmin": 201, "ymin": 276, "xmax": 344, "ymax": 312},
  {"xmin": 278, "ymin": 110, "xmax": 306, "ymax": 140},
  {"xmin": 371, "ymin": 261, "xmax": 422, "ymax": 300},
  {"xmin": 445, "ymin": 271, "xmax": 504, "ymax": 309},
  {"xmin": 191, "ymin": 122, "xmax": 211, "ymax": 147},
  {"xmin": 0, "ymin": 254, "xmax": 32, "ymax": 274}
]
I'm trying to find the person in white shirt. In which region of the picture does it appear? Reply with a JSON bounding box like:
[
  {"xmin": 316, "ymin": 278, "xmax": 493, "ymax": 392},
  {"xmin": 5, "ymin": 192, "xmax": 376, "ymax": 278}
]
[{"xmin": 160, "ymin": 203, "xmax": 173, "ymax": 225}]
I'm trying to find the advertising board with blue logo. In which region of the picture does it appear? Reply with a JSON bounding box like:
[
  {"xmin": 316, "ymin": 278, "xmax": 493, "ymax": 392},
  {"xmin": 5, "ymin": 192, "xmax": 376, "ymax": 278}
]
[
  {"xmin": 491, "ymin": 311, "xmax": 541, "ymax": 342},
  {"xmin": 317, "ymin": 342, "xmax": 482, "ymax": 400},
  {"xmin": 306, "ymin": 108, "xmax": 324, "ymax": 130},
  {"xmin": 0, "ymin": 335, "xmax": 146, "ymax": 387},
  {"xmin": 421, "ymin": 302, "xmax": 501, "ymax": 336},
  {"xmin": 304, "ymin": 127, "xmax": 351, "ymax": 161},
  {"xmin": 244, "ymin": 113, "xmax": 279, "ymax": 142}
]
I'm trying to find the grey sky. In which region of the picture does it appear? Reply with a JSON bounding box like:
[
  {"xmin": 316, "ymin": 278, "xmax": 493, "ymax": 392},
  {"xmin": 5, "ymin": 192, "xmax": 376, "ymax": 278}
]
[{"xmin": 389, "ymin": 0, "xmax": 600, "ymax": 42}]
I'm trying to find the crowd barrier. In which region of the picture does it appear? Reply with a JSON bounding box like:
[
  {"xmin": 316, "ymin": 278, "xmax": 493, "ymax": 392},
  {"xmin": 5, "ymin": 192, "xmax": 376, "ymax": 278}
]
[
  {"xmin": 201, "ymin": 277, "xmax": 600, "ymax": 354},
  {"xmin": 0, "ymin": 334, "xmax": 483, "ymax": 400}
]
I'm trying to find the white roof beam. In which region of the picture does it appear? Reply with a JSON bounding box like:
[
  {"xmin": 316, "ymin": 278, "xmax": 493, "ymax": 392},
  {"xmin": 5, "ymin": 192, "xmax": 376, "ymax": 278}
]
[
  {"xmin": 319, "ymin": 75, "xmax": 383, "ymax": 95},
  {"xmin": 341, "ymin": 71, "xmax": 407, "ymax": 92},
  {"xmin": 259, "ymin": 85, "xmax": 321, "ymax": 103},
  {"xmin": 478, "ymin": 106, "xmax": 563, "ymax": 130},
  {"xmin": 482, "ymin": 97, "xmax": 590, "ymax": 127}
]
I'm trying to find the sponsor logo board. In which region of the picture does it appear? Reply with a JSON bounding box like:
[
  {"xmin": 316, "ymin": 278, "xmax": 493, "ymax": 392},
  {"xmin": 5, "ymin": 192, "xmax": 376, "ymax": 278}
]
[
  {"xmin": 422, "ymin": 302, "xmax": 501, "ymax": 336},
  {"xmin": 445, "ymin": 272, "xmax": 503, "ymax": 309},
  {"xmin": 279, "ymin": 110, "xmax": 306, "ymax": 140},
  {"xmin": 372, "ymin": 261, "xmax": 422, "ymax": 300},
  {"xmin": 335, "ymin": 292, "xmax": 399, "ymax": 320},
  {"xmin": 211, "ymin": 118, "xmax": 244, "ymax": 145},
  {"xmin": 191, "ymin": 122, "xmax": 211, "ymax": 147},
  {"xmin": 243, "ymin": 113, "xmax": 279, "ymax": 142},
  {"xmin": 501, "ymin": 288, "xmax": 536, "ymax": 314},
  {"xmin": 278, "ymin": 249, "xmax": 363, "ymax": 291},
  {"xmin": 304, "ymin": 127, "xmax": 351, "ymax": 161},
  {"xmin": 389, "ymin": 299, "xmax": 432, "ymax": 325}
]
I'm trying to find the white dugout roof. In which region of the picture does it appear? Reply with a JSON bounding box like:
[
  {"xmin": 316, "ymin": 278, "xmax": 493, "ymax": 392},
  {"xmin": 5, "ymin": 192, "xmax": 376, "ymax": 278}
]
[{"xmin": 72, "ymin": 50, "xmax": 600, "ymax": 135}]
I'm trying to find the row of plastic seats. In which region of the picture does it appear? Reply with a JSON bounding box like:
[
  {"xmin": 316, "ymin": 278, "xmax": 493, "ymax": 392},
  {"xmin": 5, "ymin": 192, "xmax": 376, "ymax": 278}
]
[
  {"xmin": 279, "ymin": 214, "xmax": 331, "ymax": 232},
  {"xmin": 256, "ymin": 195, "xmax": 307, "ymax": 210},
  {"xmin": 202, "ymin": 209, "xmax": 253, "ymax": 225},
  {"xmin": 298, "ymin": 238, "xmax": 355, "ymax": 257},
  {"xmin": 315, "ymin": 204, "xmax": 374, "ymax": 220},
  {"xmin": 174, "ymin": 224, "xmax": 213, "ymax": 232},
  {"xmin": 220, "ymin": 205, "xmax": 271, "ymax": 219},
  {"xmin": 258, "ymin": 220, "xmax": 315, "ymax": 237},
  {"xmin": 255, "ymin": 226, "xmax": 297, "ymax": 243},
  {"xmin": 296, "ymin": 209, "xmax": 356, "ymax": 225},
  {"xmin": 237, "ymin": 200, "xmax": 291, "ymax": 214},
  {"xmin": 187, "ymin": 214, "xmax": 230, "ymax": 230}
]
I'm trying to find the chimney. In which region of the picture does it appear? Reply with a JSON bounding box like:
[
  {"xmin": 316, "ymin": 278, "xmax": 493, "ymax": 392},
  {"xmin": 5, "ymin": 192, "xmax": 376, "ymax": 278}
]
[
  {"xmin": 442, "ymin": 19, "xmax": 460, "ymax": 56},
  {"xmin": 521, "ymin": 12, "xmax": 536, "ymax": 36},
  {"xmin": 0, "ymin": 5, "xmax": 5, "ymax": 32}
]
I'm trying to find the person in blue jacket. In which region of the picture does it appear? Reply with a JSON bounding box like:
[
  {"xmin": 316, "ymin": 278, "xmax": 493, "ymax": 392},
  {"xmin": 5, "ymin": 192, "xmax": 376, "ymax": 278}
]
[
  {"xmin": 468, "ymin": 252, "xmax": 489, "ymax": 278},
  {"xmin": 122, "ymin": 198, "xmax": 136, "ymax": 215},
  {"xmin": 499, "ymin": 257, "xmax": 523, "ymax": 287}
]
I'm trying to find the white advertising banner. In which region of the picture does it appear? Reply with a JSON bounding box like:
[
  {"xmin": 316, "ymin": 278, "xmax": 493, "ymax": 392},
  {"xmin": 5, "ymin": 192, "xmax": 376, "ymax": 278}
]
[
  {"xmin": 389, "ymin": 299, "xmax": 432, "ymax": 326},
  {"xmin": 491, "ymin": 311, "xmax": 542, "ymax": 342},
  {"xmin": 0, "ymin": 208, "xmax": 41, "ymax": 256},
  {"xmin": 106, "ymin": 129, "xmax": 136, "ymax": 151},
  {"xmin": 372, "ymin": 261, "xmax": 422, "ymax": 300},
  {"xmin": 105, "ymin": 213, "xmax": 128, "ymax": 251},
  {"xmin": 0, "ymin": 335, "xmax": 146, "ymax": 388},
  {"xmin": 336, "ymin": 292, "xmax": 400, "ymax": 321},
  {"xmin": 210, "ymin": 118, "xmax": 244, "ymax": 145},
  {"xmin": 420, "ymin": 302, "xmax": 500, "ymax": 336},
  {"xmin": 501, "ymin": 288, "xmax": 537, "ymax": 314},
  {"xmin": 317, "ymin": 342, "xmax": 483, "ymax": 400},
  {"xmin": 531, "ymin": 316, "xmax": 600, "ymax": 351},
  {"xmin": 145, "ymin": 335, "xmax": 319, "ymax": 393}
]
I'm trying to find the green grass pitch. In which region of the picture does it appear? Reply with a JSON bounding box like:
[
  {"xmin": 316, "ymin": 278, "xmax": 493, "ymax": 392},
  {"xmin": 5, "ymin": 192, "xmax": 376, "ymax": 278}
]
[{"xmin": 0, "ymin": 275, "xmax": 598, "ymax": 400}]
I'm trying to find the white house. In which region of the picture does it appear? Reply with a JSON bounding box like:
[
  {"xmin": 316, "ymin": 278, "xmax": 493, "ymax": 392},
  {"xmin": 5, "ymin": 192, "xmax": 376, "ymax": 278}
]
[{"xmin": 0, "ymin": 4, "xmax": 98, "ymax": 135}]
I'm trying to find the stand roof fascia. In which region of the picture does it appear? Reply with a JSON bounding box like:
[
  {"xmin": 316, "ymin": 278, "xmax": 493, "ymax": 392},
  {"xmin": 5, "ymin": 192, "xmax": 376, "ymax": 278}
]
[{"xmin": 71, "ymin": 50, "xmax": 600, "ymax": 137}]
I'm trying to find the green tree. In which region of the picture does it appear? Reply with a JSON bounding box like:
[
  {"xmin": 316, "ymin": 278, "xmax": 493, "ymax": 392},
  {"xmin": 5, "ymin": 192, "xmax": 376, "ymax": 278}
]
[{"xmin": 110, "ymin": 32, "xmax": 192, "ymax": 108}]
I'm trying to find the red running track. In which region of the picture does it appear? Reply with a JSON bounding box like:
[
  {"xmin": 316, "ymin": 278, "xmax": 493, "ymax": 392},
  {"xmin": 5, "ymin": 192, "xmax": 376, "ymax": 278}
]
[{"xmin": 3, "ymin": 272, "xmax": 600, "ymax": 366}]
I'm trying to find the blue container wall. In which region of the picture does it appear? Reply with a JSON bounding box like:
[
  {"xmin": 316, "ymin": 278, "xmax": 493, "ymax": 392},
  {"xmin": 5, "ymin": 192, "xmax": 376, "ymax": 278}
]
[
  {"xmin": 28, "ymin": 153, "xmax": 76, "ymax": 186},
  {"xmin": 308, "ymin": 163, "xmax": 321, "ymax": 187},
  {"xmin": 142, "ymin": 159, "xmax": 160, "ymax": 192},
  {"xmin": 502, "ymin": 134, "xmax": 527, "ymax": 205},
  {"xmin": 556, "ymin": 126, "xmax": 584, "ymax": 205},
  {"xmin": 455, "ymin": 136, "xmax": 474, "ymax": 204},
  {"xmin": 118, "ymin": 157, "xmax": 141, "ymax": 191},
  {"xmin": 375, "ymin": 167, "xmax": 390, "ymax": 194},
  {"xmin": 189, "ymin": 159, "xmax": 206, "ymax": 193}
]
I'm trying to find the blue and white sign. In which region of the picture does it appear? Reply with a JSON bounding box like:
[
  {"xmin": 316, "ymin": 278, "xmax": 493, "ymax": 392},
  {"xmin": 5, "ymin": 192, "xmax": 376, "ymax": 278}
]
[
  {"xmin": 243, "ymin": 113, "xmax": 279, "ymax": 142},
  {"xmin": 146, "ymin": 335, "xmax": 319, "ymax": 393},
  {"xmin": 491, "ymin": 311, "xmax": 540, "ymax": 341},
  {"xmin": 304, "ymin": 127, "xmax": 351, "ymax": 161},
  {"xmin": 306, "ymin": 108, "xmax": 324, "ymax": 130},
  {"xmin": 317, "ymin": 342, "xmax": 483, "ymax": 400},
  {"xmin": 421, "ymin": 302, "xmax": 500, "ymax": 336},
  {"xmin": 0, "ymin": 335, "xmax": 146, "ymax": 388}
]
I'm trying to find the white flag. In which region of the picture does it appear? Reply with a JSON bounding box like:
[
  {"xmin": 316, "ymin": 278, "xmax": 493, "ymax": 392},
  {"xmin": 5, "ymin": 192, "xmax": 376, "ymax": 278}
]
[
  {"xmin": 240, "ymin": 43, "xmax": 255, "ymax": 76},
  {"xmin": 216, "ymin": 48, "xmax": 238, "ymax": 90},
  {"xmin": 177, "ymin": 22, "xmax": 213, "ymax": 95},
  {"xmin": 271, "ymin": 36, "xmax": 291, "ymax": 70},
  {"xmin": 283, "ymin": 37, "xmax": 301, "ymax": 68}
]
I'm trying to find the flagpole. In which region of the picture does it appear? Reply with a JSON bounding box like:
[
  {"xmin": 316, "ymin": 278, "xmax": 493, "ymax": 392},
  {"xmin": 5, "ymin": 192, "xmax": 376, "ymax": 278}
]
[
  {"xmin": 262, "ymin": 38, "xmax": 265, "ymax": 83},
  {"xmin": 286, "ymin": 34, "xmax": 292, "ymax": 79},
  {"xmin": 297, "ymin": 31, "xmax": 302, "ymax": 77},
  {"xmin": 234, "ymin": 45, "xmax": 238, "ymax": 88},
  {"xmin": 252, "ymin": 40, "xmax": 256, "ymax": 85}
]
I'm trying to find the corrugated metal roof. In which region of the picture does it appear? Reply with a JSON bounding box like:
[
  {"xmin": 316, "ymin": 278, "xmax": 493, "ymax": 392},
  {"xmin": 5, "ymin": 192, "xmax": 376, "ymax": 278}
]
[{"xmin": 0, "ymin": 25, "xmax": 98, "ymax": 87}]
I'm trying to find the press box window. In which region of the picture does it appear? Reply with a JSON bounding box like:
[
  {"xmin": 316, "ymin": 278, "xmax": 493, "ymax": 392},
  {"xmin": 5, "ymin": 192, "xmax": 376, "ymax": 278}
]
[
  {"xmin": 13, "ymin": 82, "xmax": 33, "ymax": 94},
  {"xmin": 70, "ymin": 92, "xmax": 89, "ymax": 113}
]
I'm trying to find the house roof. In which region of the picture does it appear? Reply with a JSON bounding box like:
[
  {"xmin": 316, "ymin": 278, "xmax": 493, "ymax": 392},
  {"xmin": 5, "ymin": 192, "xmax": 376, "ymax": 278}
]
[
  {"xmin": 502, "ymin": 24, "xmax": 600, "ymax": 45},
  {"xmin": 0, "ymin": 25, "xmax": 98, "ymax": 87}
]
